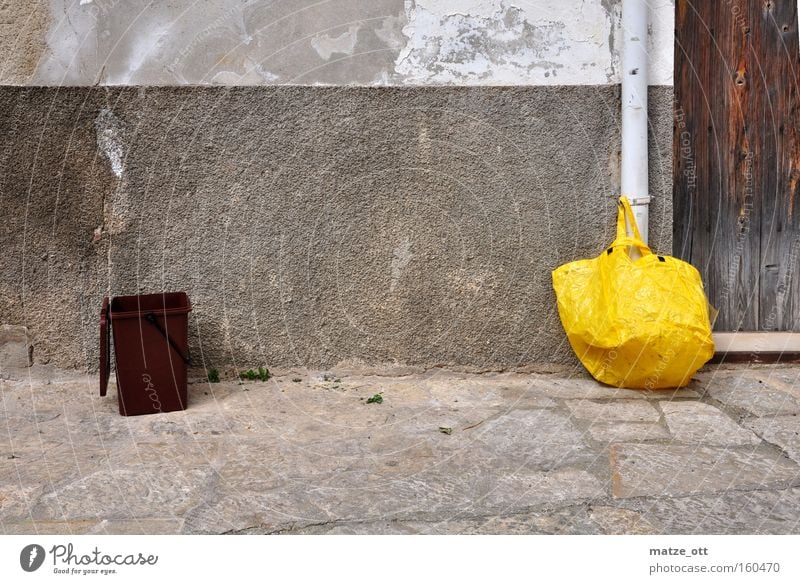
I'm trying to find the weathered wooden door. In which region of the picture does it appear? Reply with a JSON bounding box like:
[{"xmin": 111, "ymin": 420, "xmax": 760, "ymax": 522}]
[{"xmin": 674, "ymin": 0, "xmax": 800, "ymax": 331}]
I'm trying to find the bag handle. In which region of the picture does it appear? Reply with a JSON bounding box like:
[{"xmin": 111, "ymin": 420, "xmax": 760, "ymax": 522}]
[
  {"xmin": 144, "ymin": 312, "xmax": 192, "ymax": 365},
  {"xmin": 615, "ymin": 196, "xmax": 652, "ymax": 256}
]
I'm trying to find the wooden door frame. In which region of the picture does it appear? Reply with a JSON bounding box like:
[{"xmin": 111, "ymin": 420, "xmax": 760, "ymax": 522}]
[{"xmin": 674, "ymin": 0, "xmax": 800, "ymax": 343}]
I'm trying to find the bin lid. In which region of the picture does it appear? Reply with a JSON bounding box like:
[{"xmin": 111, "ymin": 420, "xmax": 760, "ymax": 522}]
[{"xmin": 100, "ymin": 297, "xmax": 110, "ymax": 397}]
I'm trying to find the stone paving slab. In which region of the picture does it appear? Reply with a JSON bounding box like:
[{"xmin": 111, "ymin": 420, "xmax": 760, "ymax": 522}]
[
  {"xmin": 610, "ymin": 443, "xmax": 800, "ymax": 499},
  {"xmin": 0, "ymin": 520, "xmax": 99, "ymax": 535},
  {"xmin": 586, "ymin": 421, "xmax": 670, "ymax": 443},
  {"xmin": 2, "ymin": 365, "xmax": 800, "ymax": 534},
  {"xmin": 625, "ymin": 487, "xmax": 800, "ymax": 535},
  {"xmin": 280, "ymin": 483, "xmax": 800, "ymax": 536},
  {"xmin": 566, "ymin": 399, "xmax": 660, "ymax": 422},
  {"xmin": 185, "ymin": 467, "xmax": 608, "ymax": 536},
  {"xmin": 745, "ymin": 416, "xmax": 800, "ymax": 464},
  {"xmin": 467, "ymin": 409, "xmax": 598, "ymax": 468},
  {"xmin": 660, "ymin": 401, "xmax": 761, "ymax": 446},
  {"xmin": 695, "ymin": 369, "xmax": 800, "ymax": 416},
  {"xmin": 764, "ymin": 370, "xmax": 800, "ymax": 399},
  {"xmin": 530, "ymin": 377, "xmax": 700, "ymax": 400},
  {"xmin": 0, "ymin": 518, "xmax": 184, "ymax": 535},
  {"xmin": 274, "ymin": 504, "xmax": 659, "ymax": 535},
  {"xmin": 32, "ymin": 466, "xmax": 216, "ymax": 521},
  {"xmin": 0, "ymin": 444, "xmax": 112, "ymax": 489}
]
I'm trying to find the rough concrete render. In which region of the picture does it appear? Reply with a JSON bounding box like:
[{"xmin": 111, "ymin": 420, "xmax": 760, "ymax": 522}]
[{"xmin": 0, "ymin": 86, "xmax": 672, "ymax": 371}]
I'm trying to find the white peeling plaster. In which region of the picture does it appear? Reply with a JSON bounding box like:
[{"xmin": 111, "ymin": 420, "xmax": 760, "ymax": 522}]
[
  {"xmin": 33, "ymin": 0, "xmax": 674, "ymax": 86},
  {"xmin": 211, "ymin": 59, "xmax": 280, "ymax": 85},
  {"xmin": 95, "ymin": 108, "xmax": 125, "ymax": 179},
  {"xmin": 374, "ymin": 13, "xmax": 408, "ymax": 50},
  {"xmin": 107, "ymin": 22, "xmax": 173, "ymax": 85},
  {"xmin": 311, "ymin": 24, "xmax": 361, "ymax": 60},
  {"xmin": 35, "ymin": 0, "xmax": 99, "ymax": 85},
  {"xmin": 396, "ymin": 0, "xmax": 674, "ymax": 85},
  {"xmin": 646, "ymin": 0, "xmax": 674, "ymax": 86}
]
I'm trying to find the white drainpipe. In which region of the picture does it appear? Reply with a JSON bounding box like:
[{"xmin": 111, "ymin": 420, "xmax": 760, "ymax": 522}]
[{"xmin": 621, "ymin": 0, "xmax": 650, "ymax": 244}]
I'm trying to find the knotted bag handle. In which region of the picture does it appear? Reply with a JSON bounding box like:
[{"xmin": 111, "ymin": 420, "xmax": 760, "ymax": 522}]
[
  {"xmin": 614, "ymin": 195, "xmax": 653, "ymax": 256},
  {"xmin": 144, "ymin": 312, "xmax": 192, "ymax": 365}
]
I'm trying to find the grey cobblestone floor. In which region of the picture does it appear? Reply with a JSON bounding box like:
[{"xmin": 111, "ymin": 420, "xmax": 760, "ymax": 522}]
[{"xmin": 1, "ymin": 365, "xmax": 799, "ymax": 534}]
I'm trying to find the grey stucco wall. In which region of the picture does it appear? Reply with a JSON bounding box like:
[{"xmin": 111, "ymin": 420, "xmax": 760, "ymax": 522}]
[
  {"xmin": 0, "ymin": 1, "xmax": 48, "ymax": 83},
  {"xmin": 0, "ymin": 86, "xmax": 672, "ymax": 372}
]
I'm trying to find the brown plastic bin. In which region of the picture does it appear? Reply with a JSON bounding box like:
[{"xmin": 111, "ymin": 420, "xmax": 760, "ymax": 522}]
[{"xmin": 100, "ymin": 292, "xmax": 192, "ymax": 416}]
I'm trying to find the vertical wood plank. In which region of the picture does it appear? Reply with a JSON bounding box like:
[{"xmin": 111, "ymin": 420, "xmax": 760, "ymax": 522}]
[{"xmin": 756, "ymin": 0, "xmax": 800, "ymax": 330}]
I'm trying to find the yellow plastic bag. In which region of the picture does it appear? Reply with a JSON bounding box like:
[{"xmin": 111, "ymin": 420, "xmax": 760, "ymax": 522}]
[{"xmin": 552, "ymin": 196, "xmax": 714, "ymax": 389}]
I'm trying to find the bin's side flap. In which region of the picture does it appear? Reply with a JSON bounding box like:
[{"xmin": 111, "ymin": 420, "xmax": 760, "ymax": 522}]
[{"xmin": 100, "ymin": 297, "xmax": 110, "ymax": 397}]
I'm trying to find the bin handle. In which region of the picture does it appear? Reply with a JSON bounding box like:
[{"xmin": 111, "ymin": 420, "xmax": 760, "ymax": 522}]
[{"xmin": 144, "ymin": 312, "xmax": 193, "ymax": 366}]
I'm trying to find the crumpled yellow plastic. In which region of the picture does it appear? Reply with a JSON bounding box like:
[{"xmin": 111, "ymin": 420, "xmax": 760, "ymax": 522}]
[{"xmin": 552, "ymin": 196, "xmax": 715, "ymax": 389}]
